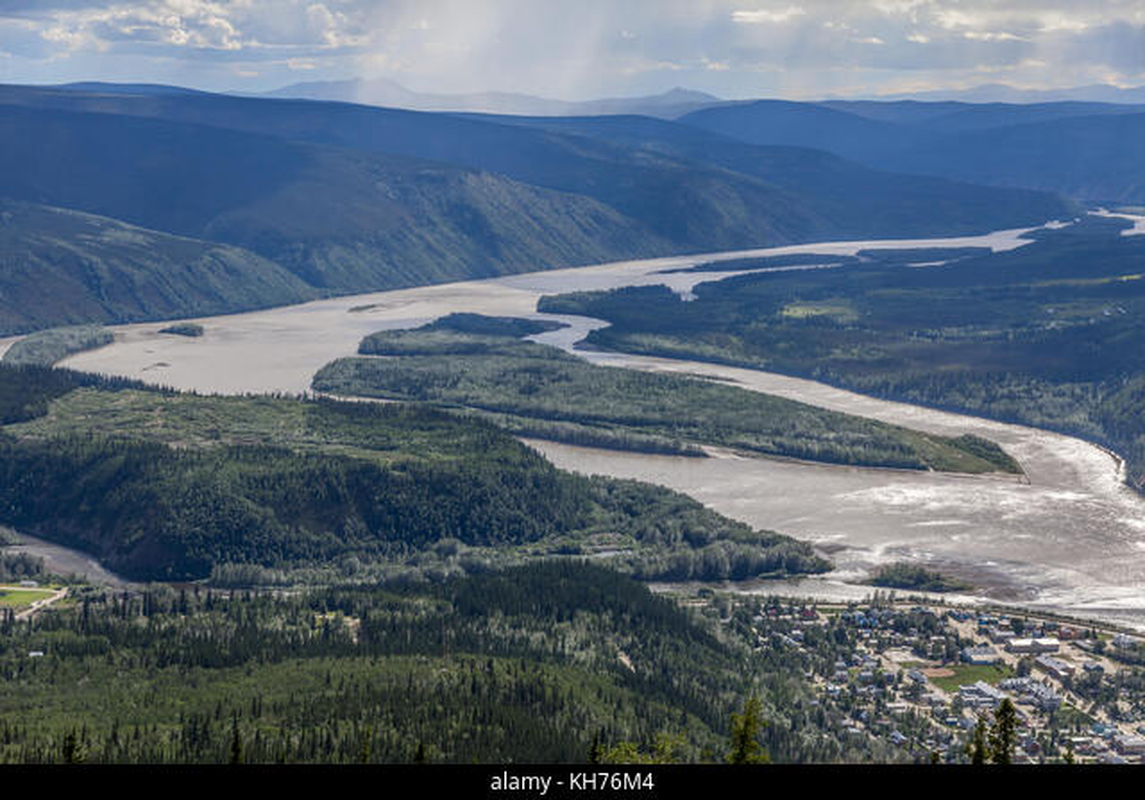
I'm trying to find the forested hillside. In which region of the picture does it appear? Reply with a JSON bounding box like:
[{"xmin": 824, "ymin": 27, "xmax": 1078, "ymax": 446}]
[
  {"xmin": 0, "ymin": 364, "xmax": 826, "ymax": 583},
  {"xmin": 0, "ymin": 199, "xmax": 314, "ymax": 336},
  {"xmin": 467, "ymin": 112, "xmax": 1074, "ymax": 238},
  {"xmin": 0, "ymin": 83, "xmax": 1075, "ymax": 341},
  {"xmin": 0, "ymin": 103, "xmax": 668, "ymax": 296},
  {"xmin": 0, "ymin": 562, "xmax": 903, "ymax": 764},
  {"xmin": 681, "ymin": 99, "xmax": 1145, "ymax": 204}
]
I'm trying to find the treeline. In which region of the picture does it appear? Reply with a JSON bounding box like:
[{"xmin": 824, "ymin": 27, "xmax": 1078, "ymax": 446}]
[
  {"xmin": 423, "ymin": 312, "xmax": 567, "ymax": 337},
  {"xmin": 666, "ymin": 247, "xmax": 988, "ymax": 276},
  {"xmin": 0, "ymin": 562, "xmax": 818, "ymax": 764},
  {"xmin": 357, "ymin": 314, "xmax": 567, "ymax": 358},
  {"xmin": 0, "ymin": 552, "xmax": 44, "ymax": 582}
]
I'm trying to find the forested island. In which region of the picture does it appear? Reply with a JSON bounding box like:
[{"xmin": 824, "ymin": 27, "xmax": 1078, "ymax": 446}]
[
  {"xmin": 865, "ymin": 564, "xmax": 971, "ymax": 593},
  {"xmin": 314, "ymin": 316, "xmax": 1019, "ymax": 474}
]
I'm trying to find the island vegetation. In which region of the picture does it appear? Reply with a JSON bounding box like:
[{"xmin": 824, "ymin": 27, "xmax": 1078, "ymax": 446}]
[
  {"xmin": 1, "ymin": 325, "xmax": 114, "ymax": 367},
  {"xmin": 314, "ymin": 318, "xmax": 1019, "ymax": 475},
  {"xmin": 865, "ymin": 563, "xmax": 971, "ymax": 593},
  {"xmin": 158, "ymin": 323, "xmax": 205, "ymax": 337}
]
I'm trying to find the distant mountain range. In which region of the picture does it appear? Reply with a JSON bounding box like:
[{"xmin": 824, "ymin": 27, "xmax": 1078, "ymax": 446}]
[
  {"xmin": 257, "ymin": 78, "xmax": 1145, "ymax": 114},
  {"xmin": 873, "ymin": 82, "xmax": 1145, "ymax": 105},
  {"xmin": 680, "ymin": 98, "xmax": 1145, "ymax": 204},
  {"xmin": 252, "ymin": 78, "xmax": 722, "ymax": 119},
  {"xmin": 0, "ymin": 81, "xmax": 1084, "ymax": 335}
]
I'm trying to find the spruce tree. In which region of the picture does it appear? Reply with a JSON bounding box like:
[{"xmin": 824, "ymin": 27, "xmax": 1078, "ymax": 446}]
[
  {"xmin": 229, "ymin": 717, "xmax": 243, "ymax": 765},
  {"xmin": 727, "ymin": 694, "xmax": 769, "ymax": 764},
  {"xmin": 989, "ymin": 699, "xmax": 1017, "ymax": 765},
  {"xmin": 968, "ymin": 717, "xmax": 988, "ymax": 765}
]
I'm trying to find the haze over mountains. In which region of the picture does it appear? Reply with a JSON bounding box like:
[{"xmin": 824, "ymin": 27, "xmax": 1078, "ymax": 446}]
[
  {"xmin": 872, "ymin": 83, "xmax": 1145, "ymax": 105},
  {"xmin": 680, "ymin": 99, "xmax": 1145, "ymax": 204},
  {"xmin": 7, "ymin": 79, "xmax": 1142, "ymax": 335},
  {"xmin": 255, "ymin": 78, "xmax": 722, "ymax": 119},
  {"xmin": 253, "ymin": 76, "xmax": 1145, "ymax": 115}
]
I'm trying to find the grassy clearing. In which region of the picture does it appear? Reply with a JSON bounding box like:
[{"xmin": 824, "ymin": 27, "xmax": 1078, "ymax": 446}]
[
  {"xmin": 928, "ymin": 663, "xmax": 1013, "ymax": 693},
  {"xmin": 0, "ymin": 588, "xmax": 56, "ymax": 609},
  {"xmin": 780, "ymin": 301, "xmax": 858, "ymax": 322}
]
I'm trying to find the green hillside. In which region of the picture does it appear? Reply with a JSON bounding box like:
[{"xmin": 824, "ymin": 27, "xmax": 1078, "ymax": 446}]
[
  {"xmin": 0, "ymin": 104, "xmax": 670, "ymax": 294},
  {"xmin": 0, "ymin": 86, "xmax": 1074, "ymax": 270},
  {"xmin": 681, "ymin": 100, "xmax": 1145, "ymax": 204},
  {"xmin": 0, "ymin": 562, "xmax": 898, "ymax": 764},
  {"xmin": 0, "ymin": 199, "xmax": 314, "ymax": 336},
  {"xmin": 0, "ymin": 364, "xmax": 826, "ymax": 583}
]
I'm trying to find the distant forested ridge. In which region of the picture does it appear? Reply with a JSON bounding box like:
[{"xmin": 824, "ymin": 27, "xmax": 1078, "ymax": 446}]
[
  {"xmin": 314, "ymin": 320, "xmax": 1018, "ymax": 475},
  {"xmin": 538, "ymin": 218, "xmax": 1145, "ymax": 489},
  {"xmin": 680, "ymin": 99, "xmax": 1145, "ymax": 204},
  {"xmin": 0, "ymin": 364, "xmax": 826, "ymax": 582},
  {"xmin": 0, "ymin": 84, "xmax": 1075, "ymax": 337}
]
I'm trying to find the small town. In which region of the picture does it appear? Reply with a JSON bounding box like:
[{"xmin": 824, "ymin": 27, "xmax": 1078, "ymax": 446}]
[{"xmin": 711, "ymin": 591, "xmax": 1145, "ymax": 764}]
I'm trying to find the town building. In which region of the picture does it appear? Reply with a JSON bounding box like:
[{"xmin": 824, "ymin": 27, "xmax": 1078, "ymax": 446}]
[
  {"xmin": 961, "ymin": 645, "xmax": 1002, "ymax": 665},
  {"xmin": 1006, "ymin": 637, "xmax": 1061, "ymax": 654},
  {"xmin": 1034, "ymin": 654, "xmax": 1075, "ymax": 681}
]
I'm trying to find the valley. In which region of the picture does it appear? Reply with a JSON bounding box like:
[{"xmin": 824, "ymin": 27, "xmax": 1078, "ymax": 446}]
[
  {"xmin": 26, "ymin": 221, "xmax": 1145, "ymax": 632},
  {"xmin": 3, "ymin": 70, "xmax": 1145, "ymax": 767}
]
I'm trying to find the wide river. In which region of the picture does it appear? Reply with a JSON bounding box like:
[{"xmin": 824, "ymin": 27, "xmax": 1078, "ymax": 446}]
[{"xmin": 6, "ymin": 221, "xmax": 1145, "ymax": 629}]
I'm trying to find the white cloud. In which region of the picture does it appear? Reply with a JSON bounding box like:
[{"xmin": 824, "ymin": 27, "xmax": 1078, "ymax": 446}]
[
  {"xmin": 0, "ymin": 1, "xmax": 1143, "ymax": 99},
  {"xmin": 1038, "ymin": 14, "xmax": 1089, "ymax": 33},
  {"xmin": 963, "ymin": 31, "xmax": 1025, "ymax": 42},
  {"xmin": 732, "ymin": 6, "xmax": 805, "ymax": 25},
  {"xmin": 872, "ymin": 0, "xmax": 931, "ymax": 15}
]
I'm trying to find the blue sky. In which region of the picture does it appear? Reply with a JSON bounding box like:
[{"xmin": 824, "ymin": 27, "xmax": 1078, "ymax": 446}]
[{"xmin": 1, "ymin": 1, "xmax": 1143, "ymax": 99}]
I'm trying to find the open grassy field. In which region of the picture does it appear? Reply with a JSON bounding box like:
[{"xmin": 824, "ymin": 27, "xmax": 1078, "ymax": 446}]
[
  {"xmin": 0, "ymin": 587, "xmax": 56, "ymax": 610},
  {"xmin": 927, "ymin": 663, "xmax": 1013, "ymax": 693}
]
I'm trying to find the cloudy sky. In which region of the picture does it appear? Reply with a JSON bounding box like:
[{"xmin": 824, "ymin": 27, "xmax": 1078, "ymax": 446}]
[{"xmin": 0, "ymin": 1, "xmax": 1143, "ymax": 99}]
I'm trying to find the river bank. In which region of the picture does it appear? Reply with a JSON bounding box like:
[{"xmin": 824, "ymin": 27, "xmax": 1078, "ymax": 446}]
[{"xmin": 15, "ymin": 221, "xmax": 1139, "ymax": 629}]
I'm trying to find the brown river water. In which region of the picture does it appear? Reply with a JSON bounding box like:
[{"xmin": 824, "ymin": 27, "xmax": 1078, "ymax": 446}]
[{"xmin": 5, "ymin": 221, "xmax": 1145, "ymax": 629}]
